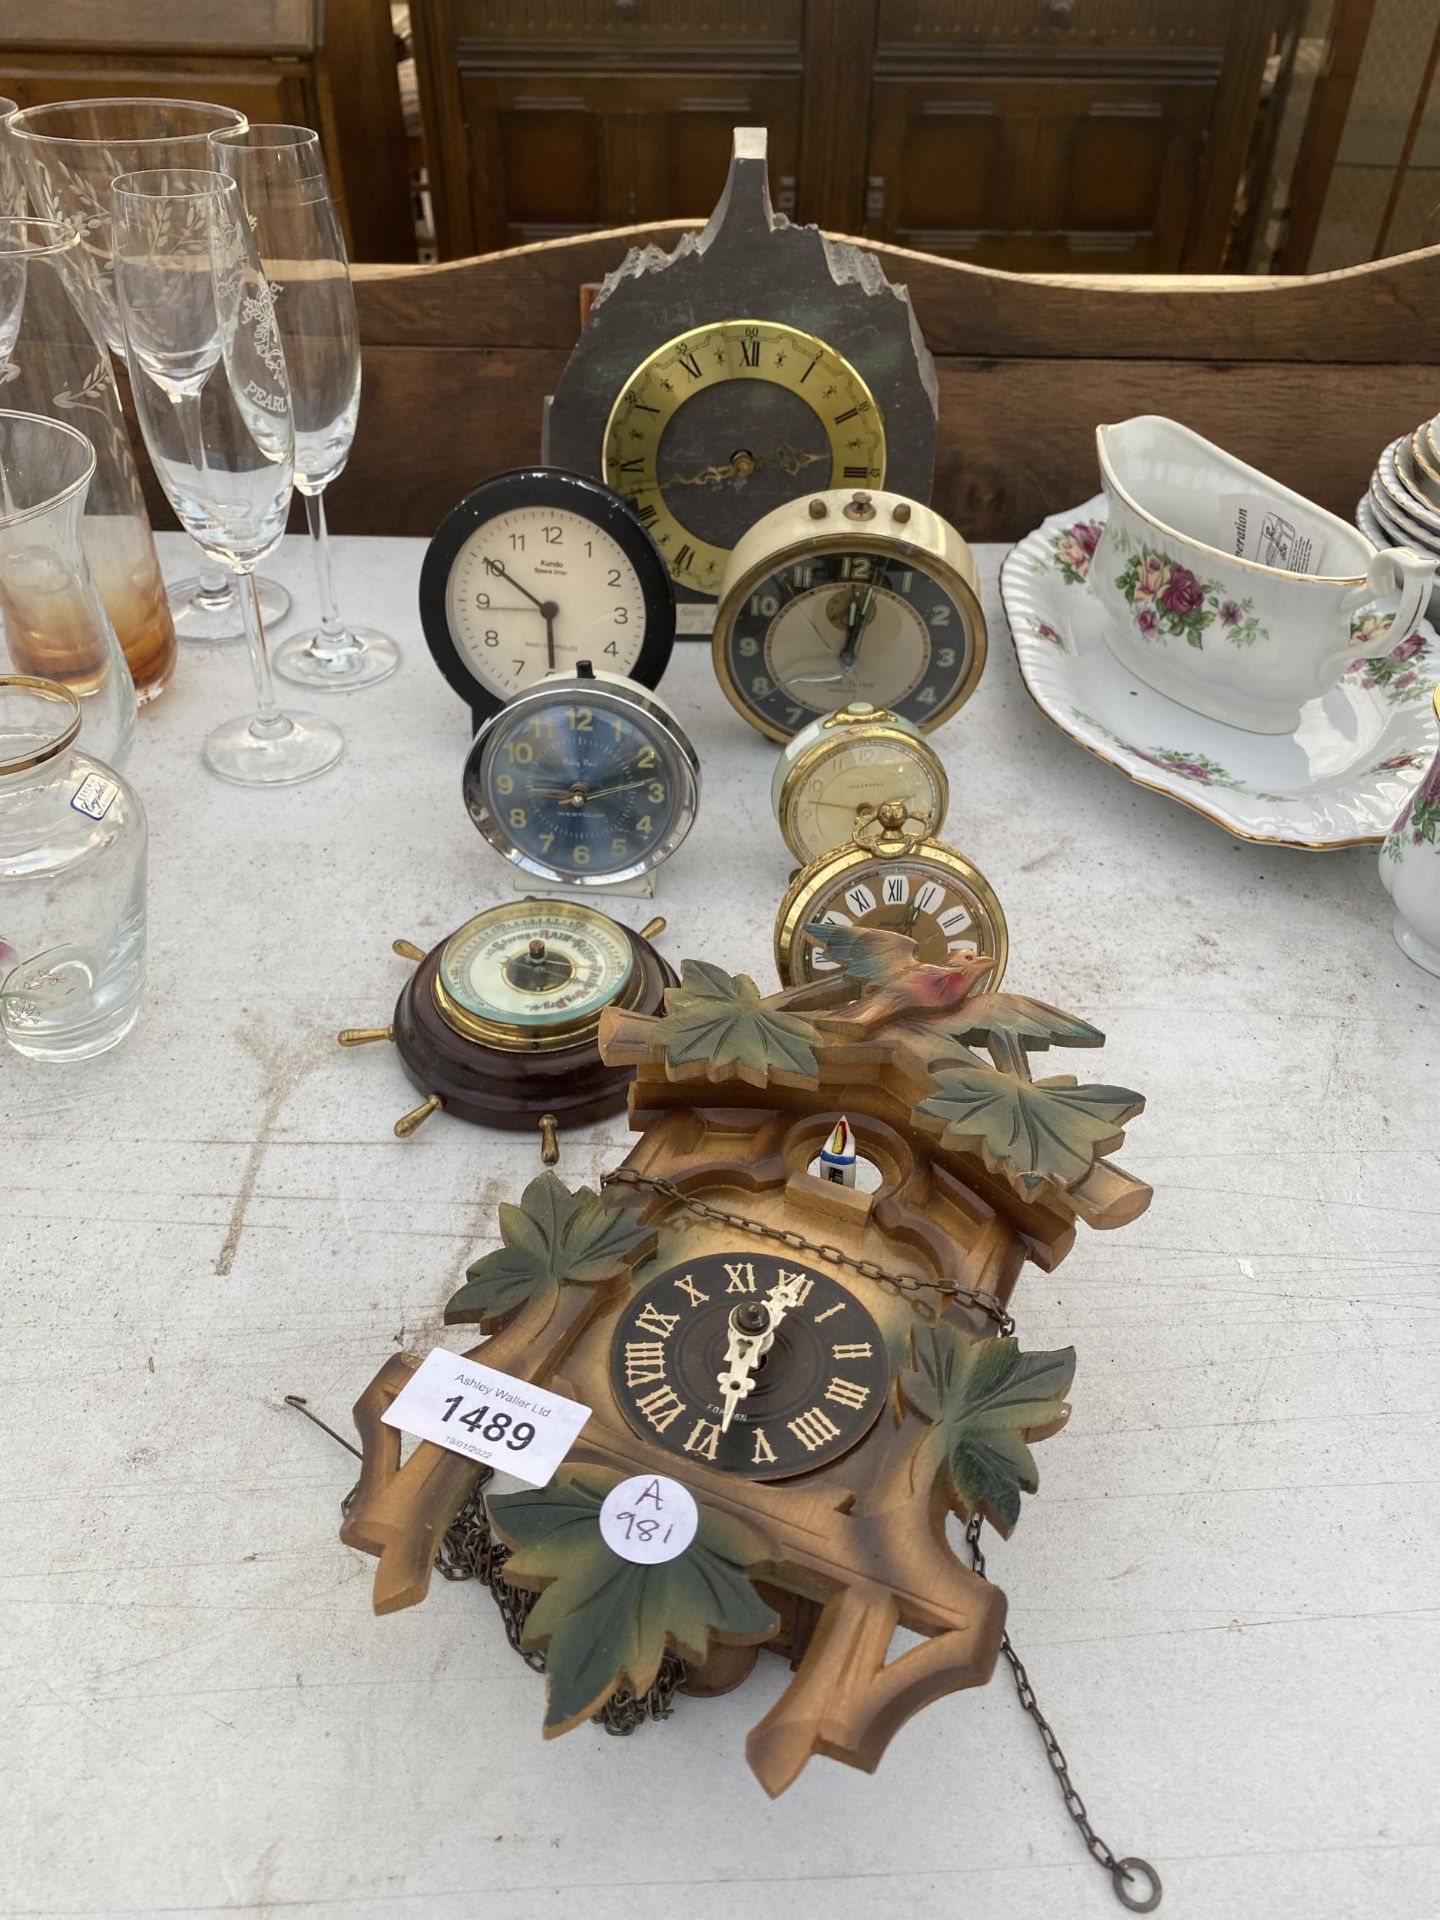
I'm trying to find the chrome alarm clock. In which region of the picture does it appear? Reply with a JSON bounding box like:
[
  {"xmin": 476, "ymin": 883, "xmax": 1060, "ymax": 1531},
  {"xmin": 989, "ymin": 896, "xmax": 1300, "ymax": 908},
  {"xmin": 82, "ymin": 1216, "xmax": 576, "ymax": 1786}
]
[{"xmin": 463, "ymin": 663, "xmax": 700, "ymax": 890}]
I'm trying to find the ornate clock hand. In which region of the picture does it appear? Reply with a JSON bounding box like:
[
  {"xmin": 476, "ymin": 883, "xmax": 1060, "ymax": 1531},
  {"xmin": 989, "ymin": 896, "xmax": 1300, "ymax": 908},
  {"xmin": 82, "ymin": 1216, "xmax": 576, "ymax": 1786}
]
[
  {"xmin": 660, "ymin": 445, "xmax": 831, "ymax": 490},
  {"xmin": 716, "ymin": 1299, "xmax": 775, "ymax": 1433}
]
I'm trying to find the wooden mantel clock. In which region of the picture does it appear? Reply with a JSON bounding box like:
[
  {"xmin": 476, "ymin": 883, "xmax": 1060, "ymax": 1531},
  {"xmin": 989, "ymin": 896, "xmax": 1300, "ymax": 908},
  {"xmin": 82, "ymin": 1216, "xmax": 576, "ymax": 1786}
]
[{"xmin": 341, "ymin": 925, "xmax": 1151, "ymax": 1797}]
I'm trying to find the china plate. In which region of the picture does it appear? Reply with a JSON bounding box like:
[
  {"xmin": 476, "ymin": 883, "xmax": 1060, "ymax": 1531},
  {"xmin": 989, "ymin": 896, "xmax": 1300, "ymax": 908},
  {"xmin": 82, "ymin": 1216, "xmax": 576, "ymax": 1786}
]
[{"xmin": 1000, "ymin": 494, "xmax": 1438, "ymax": 848}]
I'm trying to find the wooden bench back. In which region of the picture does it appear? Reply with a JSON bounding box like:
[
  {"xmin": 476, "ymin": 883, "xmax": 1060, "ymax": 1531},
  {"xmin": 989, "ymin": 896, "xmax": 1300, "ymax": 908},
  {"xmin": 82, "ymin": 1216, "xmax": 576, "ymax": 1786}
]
[{"xmin": 166, "ymin": 222, "xmax": 1440, "ymax": 545}]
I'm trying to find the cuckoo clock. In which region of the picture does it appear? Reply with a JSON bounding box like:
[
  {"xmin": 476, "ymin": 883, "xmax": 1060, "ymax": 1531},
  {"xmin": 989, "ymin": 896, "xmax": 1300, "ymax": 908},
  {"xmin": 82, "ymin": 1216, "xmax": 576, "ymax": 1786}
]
[{"xmin": 341, "ymin": 924, "xmax": 1150, "ymax": 1797}]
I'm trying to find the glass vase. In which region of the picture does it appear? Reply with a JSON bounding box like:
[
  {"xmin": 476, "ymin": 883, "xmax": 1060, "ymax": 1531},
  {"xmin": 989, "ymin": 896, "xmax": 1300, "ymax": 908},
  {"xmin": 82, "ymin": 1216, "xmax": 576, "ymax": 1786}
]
[
  {"xmin": 0, "ymin": 676, "xmax": 147, "ymax": 1060},
  {"xmin": 0, "ymin": 409, "xmax": 136, "ymax": 768},
  {"xmin": 0, "ymin": 216, "xmax": 176, "ymax": 702}
]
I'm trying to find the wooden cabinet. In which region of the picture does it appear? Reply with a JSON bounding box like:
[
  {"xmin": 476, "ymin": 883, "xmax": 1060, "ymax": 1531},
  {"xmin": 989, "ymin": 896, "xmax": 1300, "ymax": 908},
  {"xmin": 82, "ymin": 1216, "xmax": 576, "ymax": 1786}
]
[
  {"xmin": 864, "ymin": 73, "xmax": 1214, "ymax": 270},
  {"xmin": 455, "ymin": 71, "xmax": 800, "ymax": 251},
  {"xmin": 414, "ymin": 0, "xmax": 803, "ymax": 255},
  {"xmin": 0, "ymin": 0, "xmax": 415, "ymax": 263},
  {"xmin": 413, "ymin": 0, "xmax": 1291, "ymax": 269}
]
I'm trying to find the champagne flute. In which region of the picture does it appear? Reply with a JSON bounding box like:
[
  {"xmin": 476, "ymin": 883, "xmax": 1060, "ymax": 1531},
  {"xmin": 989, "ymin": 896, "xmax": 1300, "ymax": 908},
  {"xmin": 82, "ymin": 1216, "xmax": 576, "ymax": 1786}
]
[
  {"xmin": 210, "ymin": 124, "xmax": 398, "ymax": 688},
  {"xmin": 7, "ymin": 97, "xmax": 292, "ymax": 644},
  {"xmin": 112, "ymin": 168, "xmax": 342, "ymax": 785},
  {"xmin": 0, "ymin": 98, "xmax": 26, "ymax": 220}
]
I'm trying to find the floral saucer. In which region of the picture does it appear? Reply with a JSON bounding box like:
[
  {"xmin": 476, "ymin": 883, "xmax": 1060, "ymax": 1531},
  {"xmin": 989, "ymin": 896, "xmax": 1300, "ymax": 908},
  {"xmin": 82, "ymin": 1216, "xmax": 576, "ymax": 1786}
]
[{"xmin": 999, "ymin": 495, "xmax": 1439, "ymax": 847}]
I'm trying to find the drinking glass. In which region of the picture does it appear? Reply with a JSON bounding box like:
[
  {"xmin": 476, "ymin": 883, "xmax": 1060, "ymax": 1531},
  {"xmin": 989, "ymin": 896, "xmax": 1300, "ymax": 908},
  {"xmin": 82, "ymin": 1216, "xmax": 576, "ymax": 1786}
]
[
  {"xmin": 0, "ymin": 676, "xmax": 148, "ymax": 1062},
  {"xmin": 7, "ymin": 98, "xmax": 292, "ymax": 643},
  {"xmin": 112, "ymin": 168, "xmax": 342, "ymax": 785},
  {"xmin": 0, "ymin": 410, "xmax": 136, "ymax": 768},
  {"xmin": 211, "ymin": 124, "xmax": 397, "ymax": 688},
  {"xmin": 0, "ymin": 98, "xmax": 25, "ymax": 219},
  {"xmin": 0, "ymin": 217, "xmax": 177, "ymax": 701}
]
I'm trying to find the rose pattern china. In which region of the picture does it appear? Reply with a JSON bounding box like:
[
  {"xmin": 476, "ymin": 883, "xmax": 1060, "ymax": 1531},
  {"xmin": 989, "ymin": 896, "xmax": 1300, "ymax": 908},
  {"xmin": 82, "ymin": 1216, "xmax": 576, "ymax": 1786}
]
[
  {"xmin": 1093, "ymin": 415, "xmax": 1433, "ymax": 734},
  {"xmin": 1000, "ymin": 495, "xmax": 1440, "ymax": 848},
  {"xmin": 1379, "ymin": 686, "xmax": 1440, "ymax": 975}
]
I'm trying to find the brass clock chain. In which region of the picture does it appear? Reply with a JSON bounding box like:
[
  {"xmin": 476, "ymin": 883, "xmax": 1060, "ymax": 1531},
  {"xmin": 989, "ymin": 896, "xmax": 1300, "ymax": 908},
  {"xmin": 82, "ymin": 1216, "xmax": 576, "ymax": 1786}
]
[
  {"xmin": 599, "ymin": 1169, "xmax": 1016, "ymax": 1333},
  {"xmin": 282, "ymin": 1397, "xmax": 685, "ymax": 1735},
  {"xmin": 965, "ymin": 1516, "xmax": 1162, "ymax": 1913},
  {"xmin": 600, "ymin": 1169, "xmax": 1162, "ymax": 1912}
]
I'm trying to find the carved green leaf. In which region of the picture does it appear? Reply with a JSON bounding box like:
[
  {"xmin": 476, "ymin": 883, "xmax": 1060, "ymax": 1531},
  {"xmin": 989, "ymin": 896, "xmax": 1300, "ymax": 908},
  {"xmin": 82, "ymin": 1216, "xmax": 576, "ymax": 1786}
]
[
  {"xmin": 901, "ymin": 1324, "xmax": 1075, "ymax": 1529},
  {"xmin": 652, "ymin": 958, "xmax": 821, "ymax": 1079},
  {"xmin": 444, "ymin": 1173, "xmax": 651, "ymax": 1326},
  {"xmin": 917, "ymin": 1066, "xmax": 1143, "ymax": 1189},
  {"xmin": 489, "ymin": 1465, "xmax": 778, "ymax": 1732},
  {"xmin": 947, "ymin": 993, "xmax": 1105, "ymax": 1053}
]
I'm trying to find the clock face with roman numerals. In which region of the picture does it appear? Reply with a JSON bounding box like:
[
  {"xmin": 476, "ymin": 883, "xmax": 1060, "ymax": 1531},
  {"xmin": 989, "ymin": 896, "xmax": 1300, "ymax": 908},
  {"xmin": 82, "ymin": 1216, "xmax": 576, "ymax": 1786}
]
[
  {"xmin": 602, "ymin": 321, "xmax": 886, "ymax": 597},
  {"xmin": 609, "ymin": 1251, "xmax": 889, "ymax": 1481}
]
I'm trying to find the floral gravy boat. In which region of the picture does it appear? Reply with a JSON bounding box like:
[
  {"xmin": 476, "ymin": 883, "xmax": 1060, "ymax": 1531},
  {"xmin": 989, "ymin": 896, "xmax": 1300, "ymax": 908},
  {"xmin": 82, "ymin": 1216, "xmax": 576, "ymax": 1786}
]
[
  {"xmin": 999, "ymin": 494, "xmax": 1439, "ymax": 849},
  {"xmin": 1380, "ymin": 685, "xmax": 1440, "ymax": 975},
  {"xmin": 1094, "ymin": 416, "xmax": 1433, "ymax": 735}
]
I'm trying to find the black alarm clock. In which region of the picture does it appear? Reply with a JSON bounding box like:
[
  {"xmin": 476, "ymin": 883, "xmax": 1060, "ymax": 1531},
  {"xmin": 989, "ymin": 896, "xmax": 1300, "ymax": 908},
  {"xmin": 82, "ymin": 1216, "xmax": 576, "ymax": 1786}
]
[{"xmin": 418, "ymin": 467, "xmax": 677, "ymax": 732}]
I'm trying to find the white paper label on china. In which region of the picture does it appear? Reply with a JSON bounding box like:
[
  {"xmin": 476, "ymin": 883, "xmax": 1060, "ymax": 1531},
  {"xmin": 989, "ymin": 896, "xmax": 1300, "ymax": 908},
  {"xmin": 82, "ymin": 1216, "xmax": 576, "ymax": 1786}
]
[
  {"xmin": 598, "ymin": 1474, "xmax": 699, "ymax": 1564},
  {"xmin": 70, "ymin": 774, "xmax": 119, "ymax": 821},
  {"xmin": 1219, "ymin": 491, "xmax": 1328, "ymax": 575},
  {"xmin": 381, "ymin": 1349, "xmax": 591, "ymax": 1489}
]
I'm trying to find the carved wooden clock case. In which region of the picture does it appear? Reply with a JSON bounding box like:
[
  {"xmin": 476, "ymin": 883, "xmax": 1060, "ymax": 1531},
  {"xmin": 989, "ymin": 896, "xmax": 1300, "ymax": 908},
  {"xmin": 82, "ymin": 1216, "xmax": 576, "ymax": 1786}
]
[{"xmin": 341, "ymin": 931, "xmax": 1151, "ymax": 1796}]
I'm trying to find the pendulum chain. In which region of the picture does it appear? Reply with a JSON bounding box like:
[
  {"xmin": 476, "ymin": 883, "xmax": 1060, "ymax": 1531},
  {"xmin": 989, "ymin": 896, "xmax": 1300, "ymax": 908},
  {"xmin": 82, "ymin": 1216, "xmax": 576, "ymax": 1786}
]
[{"xmin": 966, "ymin": 1516, "xmax": 1162, "ymax": 1912}]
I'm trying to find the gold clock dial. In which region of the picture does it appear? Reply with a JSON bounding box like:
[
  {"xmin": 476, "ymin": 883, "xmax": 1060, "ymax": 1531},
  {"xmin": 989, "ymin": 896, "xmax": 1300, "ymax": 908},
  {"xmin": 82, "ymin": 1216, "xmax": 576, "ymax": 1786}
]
[{"xmin": 603, "ymin": 321, "xmax": 886, "ymax": 596}]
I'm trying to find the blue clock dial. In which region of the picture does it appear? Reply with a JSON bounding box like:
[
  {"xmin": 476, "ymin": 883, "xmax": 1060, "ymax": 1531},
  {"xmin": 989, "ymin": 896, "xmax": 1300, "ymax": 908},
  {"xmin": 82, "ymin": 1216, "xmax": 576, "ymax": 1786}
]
[{"xmin": 465, "ymin": 671, "xmax": 700, "ymax": 887}]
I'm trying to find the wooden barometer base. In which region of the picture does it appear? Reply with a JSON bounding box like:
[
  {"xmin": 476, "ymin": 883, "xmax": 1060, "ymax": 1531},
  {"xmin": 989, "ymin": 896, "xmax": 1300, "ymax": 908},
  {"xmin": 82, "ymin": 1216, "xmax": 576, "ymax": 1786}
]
[{"xmin": 339, "ymin": 915, "xmax": 674, "ymax": 1145}]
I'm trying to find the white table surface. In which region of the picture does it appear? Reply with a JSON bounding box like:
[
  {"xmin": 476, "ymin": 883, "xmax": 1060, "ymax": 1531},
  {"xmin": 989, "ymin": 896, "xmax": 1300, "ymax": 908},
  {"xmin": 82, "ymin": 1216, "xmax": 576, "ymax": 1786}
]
[{"xmin": 2, "ymin": 532, "xmax": 1435, "ymax": 1920}]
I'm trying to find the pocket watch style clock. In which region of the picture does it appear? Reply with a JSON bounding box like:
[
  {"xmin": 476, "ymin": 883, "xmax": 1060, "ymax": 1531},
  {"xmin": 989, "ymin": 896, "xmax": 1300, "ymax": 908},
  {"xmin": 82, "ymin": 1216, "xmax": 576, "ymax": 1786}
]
[
  {"xmin": 338, "ymin": 900, "xmax": 674, "ymax": 1143},
  {"xmin": 463, "ymin": 663, "xmax": 699, "ymax": 891},
  {"xmin": 713, "ymin": 487, "xmax": 986, "ymax": 742},
  {"xmin": 772, "ymin": 701, "xmax": 948, "ymax": 863},
  {"xmin": 419, "ymin": 468, "xmax": 676, "ymax": 732},
  {"xmin": 545, "ymin": 129, "xmax": 938, "ymax": 602},
  {"xmin": 774, "ymin": 800, "xmax": 1008, "ymax": 989}
]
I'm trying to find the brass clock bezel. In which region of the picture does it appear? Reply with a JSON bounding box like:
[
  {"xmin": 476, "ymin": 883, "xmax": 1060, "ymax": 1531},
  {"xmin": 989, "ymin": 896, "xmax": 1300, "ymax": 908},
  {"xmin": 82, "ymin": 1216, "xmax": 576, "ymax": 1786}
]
[
  {"xmin": 432, "ymin": 901, "xmax": 642, "ymax": 1054},
  {"xmin": 602, "ymin": 320, "xmax": 887, "ymax": 597},
  {"xmin": 773, "ymin": 705, "xmax": 950, "ymax": 864},
  {"xmin": 712, "ymin": 496, "xmax": 988, "ymax": 744},
  {"xmin": 773, "ymin": 823, "xmax": 1009, "ymax": 990}
]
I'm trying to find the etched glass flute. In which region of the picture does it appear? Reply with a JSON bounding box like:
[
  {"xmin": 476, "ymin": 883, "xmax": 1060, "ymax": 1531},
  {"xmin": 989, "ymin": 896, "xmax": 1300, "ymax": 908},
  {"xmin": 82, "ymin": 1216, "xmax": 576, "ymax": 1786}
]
[
  {"xmin": 112, "ymin": 168, "xmax": 341, "ymax": 784},
  {"xmin": 0, "ymin": 98, "xmax": 25, "ymax": 220},
  {"xmin": 210, "ymin": 123, "xmax": 398, "ymax": 688},
  {"xmin": 7, "ymin": 97, "xmax": 293, "ymax": 644}
]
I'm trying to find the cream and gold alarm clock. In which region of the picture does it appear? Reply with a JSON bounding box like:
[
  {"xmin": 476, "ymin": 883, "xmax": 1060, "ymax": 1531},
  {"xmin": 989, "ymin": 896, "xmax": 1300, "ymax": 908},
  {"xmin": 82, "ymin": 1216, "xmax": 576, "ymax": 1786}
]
[
  {"xmin": 771, "ymin": 701, "xmax": 949, "ymax": 863},
  {"xmin": 712, "ymin": 487, "xmax": 987, "ymax": 743}
]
